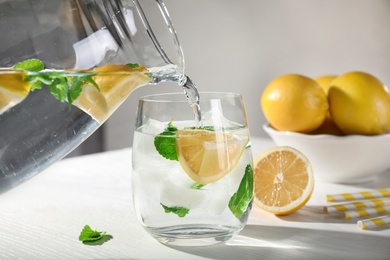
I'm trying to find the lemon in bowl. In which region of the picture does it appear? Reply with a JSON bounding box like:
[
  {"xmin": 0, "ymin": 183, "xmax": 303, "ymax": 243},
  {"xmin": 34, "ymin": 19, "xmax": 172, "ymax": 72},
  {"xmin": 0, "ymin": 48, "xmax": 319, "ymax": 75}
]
[
  {"xmin": 261, "ymin": 74, "xmax": 329, "ymax": 134},
  {"xmin": 328, "ymin": 71, "xmax": 390, "ymax": 135}
]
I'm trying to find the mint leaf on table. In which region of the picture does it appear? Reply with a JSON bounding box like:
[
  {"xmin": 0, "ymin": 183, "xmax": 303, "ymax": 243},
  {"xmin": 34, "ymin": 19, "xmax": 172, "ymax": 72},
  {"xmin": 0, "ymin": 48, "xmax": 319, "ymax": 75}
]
[
  {"xmin": 161, "ymin": 203, "xmax": 190, "ymax": 218},
  {"xmin": 228, "ymin": 164, "xmax": 254, "ymax": 218},
  {"xmin": 154, "ymin": 121, "xmax": 178, "ymax": 161},
  {"xmin": 79, "ymin": 225, "xmax": 107, "ymax": 243}
]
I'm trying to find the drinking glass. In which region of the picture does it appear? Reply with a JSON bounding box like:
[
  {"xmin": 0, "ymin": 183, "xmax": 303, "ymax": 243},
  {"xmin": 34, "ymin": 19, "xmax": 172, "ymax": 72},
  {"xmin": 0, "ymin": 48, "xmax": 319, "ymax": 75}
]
[
  {"xmin": 132, "ymin": 92, "xmax": 254, "ymax": 246},
  {"xmin": 0, "ymin": 0, "xmax": 187, "ymax": 193}
]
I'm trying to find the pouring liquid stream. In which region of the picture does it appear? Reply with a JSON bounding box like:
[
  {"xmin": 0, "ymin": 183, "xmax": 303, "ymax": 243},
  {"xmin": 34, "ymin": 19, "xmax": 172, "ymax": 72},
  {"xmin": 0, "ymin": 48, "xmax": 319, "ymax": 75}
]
[{"xmin": 181, "ymin": 76, "xmax": 202, "ymax": 127}]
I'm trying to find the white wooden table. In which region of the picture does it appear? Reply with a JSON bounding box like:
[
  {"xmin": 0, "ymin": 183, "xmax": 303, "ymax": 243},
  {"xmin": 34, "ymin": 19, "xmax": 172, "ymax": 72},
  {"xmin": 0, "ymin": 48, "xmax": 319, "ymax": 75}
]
[{"xmin": 0, "ymin": 137, "xmax": 389, "ymax": 259}]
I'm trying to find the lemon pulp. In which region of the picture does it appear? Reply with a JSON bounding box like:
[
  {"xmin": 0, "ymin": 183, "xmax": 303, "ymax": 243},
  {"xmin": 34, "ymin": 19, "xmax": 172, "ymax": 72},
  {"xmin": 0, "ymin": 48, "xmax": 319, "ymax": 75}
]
[{"xmin": 176, "ymin": 129, "xmax": 248, "ymax": 184}]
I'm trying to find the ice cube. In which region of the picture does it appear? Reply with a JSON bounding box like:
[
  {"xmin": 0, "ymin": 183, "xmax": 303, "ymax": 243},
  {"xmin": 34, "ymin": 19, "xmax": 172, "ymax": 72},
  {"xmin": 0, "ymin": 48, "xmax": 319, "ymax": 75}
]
[
  {"xmin": 203, "ymin": 183, "xmax": 230, "ymax": 215},
  {"xmin": 226, "ymin": 151, "xmax": 250, "ymax": 193},
  {"xmin": 139, "ymin": 118, "xmax": 168, "ymax": 135},
  {"xmin": 159, "ymin": 169, "xmax": 205, "ymax": 209}
]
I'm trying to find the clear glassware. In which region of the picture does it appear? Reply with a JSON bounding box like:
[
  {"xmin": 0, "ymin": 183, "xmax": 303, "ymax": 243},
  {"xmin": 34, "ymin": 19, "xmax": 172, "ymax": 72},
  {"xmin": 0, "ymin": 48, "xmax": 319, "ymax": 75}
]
[
  {"xmin": 0, "ymin": 0, "xmax": 189, "ymax": 193},
  {"xmin": 132, "ymin": 92, "xmax": 254, "ymax": 246}
]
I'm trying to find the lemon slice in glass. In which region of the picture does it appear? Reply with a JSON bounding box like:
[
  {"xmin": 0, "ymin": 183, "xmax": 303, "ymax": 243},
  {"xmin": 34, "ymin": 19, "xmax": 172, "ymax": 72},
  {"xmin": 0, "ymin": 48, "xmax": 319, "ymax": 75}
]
[{"xmin": 176, "ymin": 129, "xmax": 248, "ymax": 184}]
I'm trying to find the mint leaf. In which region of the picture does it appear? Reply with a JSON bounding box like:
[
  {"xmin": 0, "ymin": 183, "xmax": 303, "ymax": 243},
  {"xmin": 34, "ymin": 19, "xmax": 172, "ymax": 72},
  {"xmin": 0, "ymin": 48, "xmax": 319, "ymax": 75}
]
[
  {"xmin": 67, "ymin": 77, "xmax": 84, "ymax": 104},
  {"xmin": 125, "ymin": 63, "xmax": 140, "ymax": 68},
  {"xmin": 78, "ymin": 225, "xmax": 106, "ymax": 242},
  {"xmin": 228, "ymin": 164, "xmax": 253, "ymax": 218},
  {"xmin": 154, "ymin": 121, "xmax": 178, "ymax": 161},
  {"xmin": 154, "ymin": 132, "xmax": 177, "ymax": 160},
  {"xmin": 191, "ymin": 183, "xmax": 205, "ymax": 189},
  {"xmin": 161, "ymin": 203, "xmax": 190, "ymax": 217},
  {"xmin": 31, "ymin": 81, "xmax": 43, "ymax": 91},
  {"xmin": 48, "ymin": 78, "xmax": 68, "ymax": 102},
  {"xmin": 25, "ymin": 72, "xmax": 52, "ymax": 84},
  {"xmin": 26, "ymin": 73, "xmax": 53, "ymax": 91},
  {"xmin": 11, "ymin": 59, "xmax": 100, "ymax": 105},
  {"xmin": 25, "ymin": 69, "xmax": 98, "ymax": 104},
  {"xmin": 13, "ymin": 58, "xmax": 44, "ymax": 72},
  {"xmin": 82, "ymin": 75, "xmax": 99, "ymax": 89},
  {"xmin": 166, "ymin": 121, "xmax": 178, "ymax": 132},
  {"xmin": 13, "ymin": 59, "xmax": 45, "ymax": 91},
  {"xmin": 68, "ymin": 74, "xmax": 98, "ymax": 104}
]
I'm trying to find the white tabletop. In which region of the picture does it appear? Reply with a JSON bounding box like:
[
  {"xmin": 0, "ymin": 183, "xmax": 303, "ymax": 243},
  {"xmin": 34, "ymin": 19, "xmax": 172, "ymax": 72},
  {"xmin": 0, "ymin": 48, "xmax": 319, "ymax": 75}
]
[{"xmin": 0, "ymin": 137, "xmax": 389, "ymax": 260}]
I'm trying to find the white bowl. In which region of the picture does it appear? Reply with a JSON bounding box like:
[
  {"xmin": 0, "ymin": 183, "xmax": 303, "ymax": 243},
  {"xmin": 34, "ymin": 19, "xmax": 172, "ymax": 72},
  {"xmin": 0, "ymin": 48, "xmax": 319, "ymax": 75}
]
[{"xmin": 263, "ymin": 124, "xmax": 390, "ymax": 184}]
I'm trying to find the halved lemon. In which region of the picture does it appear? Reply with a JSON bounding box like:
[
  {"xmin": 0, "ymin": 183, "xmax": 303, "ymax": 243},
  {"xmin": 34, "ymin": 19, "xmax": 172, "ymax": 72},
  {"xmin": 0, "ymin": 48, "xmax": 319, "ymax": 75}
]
[
  {"xmin": 253, "ymin": 146, "xmax": 314, "ymax": 215},
  {"xmin": 176, "ymin": 129, "xmax": 248, "ymax": 184},
  {"xmin": 73, "ymin": 64, "xmax": 151, "ymax": 123},
  {"xmin": 0, "ymin": 70, "xmax": 31, "ymax": 113}
]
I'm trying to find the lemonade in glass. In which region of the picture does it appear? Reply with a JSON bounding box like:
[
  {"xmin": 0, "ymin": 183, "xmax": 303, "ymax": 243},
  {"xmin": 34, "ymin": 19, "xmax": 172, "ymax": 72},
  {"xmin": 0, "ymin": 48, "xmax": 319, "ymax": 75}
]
[{"xmin": 131, "ymin": 92, "xmax": 254, "ymax": 246}]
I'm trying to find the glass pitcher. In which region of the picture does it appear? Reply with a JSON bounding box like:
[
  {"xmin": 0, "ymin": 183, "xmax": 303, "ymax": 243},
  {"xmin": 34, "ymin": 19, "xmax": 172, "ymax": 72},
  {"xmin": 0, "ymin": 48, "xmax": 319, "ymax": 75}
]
[{"xmin": 0, "ymin": 0, "xmax": 191, "ymax": 193}]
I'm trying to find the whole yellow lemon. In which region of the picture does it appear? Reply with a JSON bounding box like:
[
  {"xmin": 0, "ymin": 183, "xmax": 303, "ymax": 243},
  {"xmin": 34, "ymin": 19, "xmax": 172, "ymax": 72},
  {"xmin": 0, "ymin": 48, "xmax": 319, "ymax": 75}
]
[
  {"xmin": 312, "ymin": 74, "xmax": 344, "ymax": 135},
  {"xmin": 314, "ymin": 75, "xmax": 338, "ymax": 95},
  {"xmin": 309, "ymin": 117, "xmax": 344, "ymax": 136},
  {"xmin": 261, "ymin": 74, "xmax": 329, "ymax": 133},
  {"xmin": 329, "ymin": 71, "xmax": 390, "ymax": 135}
]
